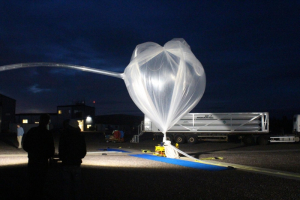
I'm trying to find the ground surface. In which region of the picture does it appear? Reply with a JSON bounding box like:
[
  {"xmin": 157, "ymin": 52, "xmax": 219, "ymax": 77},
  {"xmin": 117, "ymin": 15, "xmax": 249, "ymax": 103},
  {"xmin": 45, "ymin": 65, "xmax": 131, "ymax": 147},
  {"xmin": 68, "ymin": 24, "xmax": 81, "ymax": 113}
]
[{"xmin": 1, "ymin": 132, "xmax": 300, "ymax": 199}]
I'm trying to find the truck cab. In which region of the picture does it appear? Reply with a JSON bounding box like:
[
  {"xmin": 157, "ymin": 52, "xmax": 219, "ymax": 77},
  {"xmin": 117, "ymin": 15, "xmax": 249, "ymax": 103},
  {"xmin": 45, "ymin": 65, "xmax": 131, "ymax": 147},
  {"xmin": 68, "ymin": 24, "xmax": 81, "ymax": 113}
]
[{"xmin": 293, "ymin": 115, "xmax": 300, "ymax": 133}]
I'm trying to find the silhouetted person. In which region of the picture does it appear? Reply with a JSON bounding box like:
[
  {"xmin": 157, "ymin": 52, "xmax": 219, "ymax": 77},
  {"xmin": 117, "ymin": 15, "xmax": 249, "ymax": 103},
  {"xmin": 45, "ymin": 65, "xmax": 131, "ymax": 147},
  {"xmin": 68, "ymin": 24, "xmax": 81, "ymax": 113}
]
[
  {"xmin": 16, "ymin": 124, "xmax": 24, "ymax": 148},
  {"xmin": 59, "ymin": 119, "xmax": 86, "ymax": 200},
  {"xmin": 23, "ymin": 114, "xmax": 55, "ymax": 199}
]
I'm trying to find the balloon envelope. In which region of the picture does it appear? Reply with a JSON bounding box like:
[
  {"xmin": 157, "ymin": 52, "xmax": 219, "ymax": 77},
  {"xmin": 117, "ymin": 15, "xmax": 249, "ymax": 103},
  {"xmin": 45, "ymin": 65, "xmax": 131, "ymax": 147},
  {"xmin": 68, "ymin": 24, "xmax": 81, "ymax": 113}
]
[{"xmin": 123, "ymin": 38, "xmax": 206, "ymax": 135}]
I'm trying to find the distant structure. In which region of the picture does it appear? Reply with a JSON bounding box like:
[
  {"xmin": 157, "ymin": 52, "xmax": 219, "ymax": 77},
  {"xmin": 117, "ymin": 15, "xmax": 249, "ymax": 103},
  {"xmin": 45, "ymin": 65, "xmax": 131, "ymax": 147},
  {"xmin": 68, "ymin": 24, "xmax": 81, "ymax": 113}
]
[
  {"xmin": 57, "ymin": 102, "xmax": 95, "ymax": 131},
  {"xmin": 0, "ymin": 93, "xmax": 16, "ymax": 133},
  {"xmin": 14, "ymin": 102, "xmax": 95, "ymax": 133},
  {"xmin": 15, "ymin": 113, "xmax": 57, "ymax": 133},
  {"xmin": 0, "ymin": 94, "xmax": 139, "ymax": 135},
  {"xmin": 94, "ymin": 114, "xmax": 143, "ymax": 135}
]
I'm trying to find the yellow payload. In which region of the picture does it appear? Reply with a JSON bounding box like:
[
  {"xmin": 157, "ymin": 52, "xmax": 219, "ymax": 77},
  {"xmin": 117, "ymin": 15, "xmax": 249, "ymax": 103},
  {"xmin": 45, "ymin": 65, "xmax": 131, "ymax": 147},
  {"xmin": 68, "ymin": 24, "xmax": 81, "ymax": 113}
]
[{"xmin": 153, "ymin": 143, "xmax": 179, "ymax": 157}]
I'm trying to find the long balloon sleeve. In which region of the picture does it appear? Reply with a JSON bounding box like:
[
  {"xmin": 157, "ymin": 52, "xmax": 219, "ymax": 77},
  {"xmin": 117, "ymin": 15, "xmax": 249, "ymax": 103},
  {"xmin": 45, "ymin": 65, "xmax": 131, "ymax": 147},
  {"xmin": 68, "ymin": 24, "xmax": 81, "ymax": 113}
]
[{"xmin": 0, "ymin": 62, "xmax": 124, "ymax": 79}]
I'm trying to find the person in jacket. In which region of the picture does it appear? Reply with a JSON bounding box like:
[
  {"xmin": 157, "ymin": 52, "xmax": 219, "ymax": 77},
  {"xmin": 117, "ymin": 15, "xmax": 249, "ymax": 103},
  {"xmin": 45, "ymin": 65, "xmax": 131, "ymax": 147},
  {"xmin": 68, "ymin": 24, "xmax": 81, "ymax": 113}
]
[
  {"xmin": 16, "ymin": 124, "xmax": 24, "ymax": 148},
  {"xmin": 22, "ymin": 114, "xmax": 55, "ymax": 199},
  {"xmin": 59, "ymin": 119, "xmax": 87, "ymax": 200}
]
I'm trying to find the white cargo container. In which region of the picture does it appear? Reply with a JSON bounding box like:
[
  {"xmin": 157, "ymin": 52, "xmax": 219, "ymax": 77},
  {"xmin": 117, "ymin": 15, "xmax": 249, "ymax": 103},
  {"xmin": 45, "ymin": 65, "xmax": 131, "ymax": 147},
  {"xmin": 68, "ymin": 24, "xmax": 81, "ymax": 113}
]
[
  {"xmin": 131, "ymin": 113, "xmax": 300, "ymax": 145},
  {"xmin": 142, "ymin": 112, "xmax": 270, "ymax": 145}
]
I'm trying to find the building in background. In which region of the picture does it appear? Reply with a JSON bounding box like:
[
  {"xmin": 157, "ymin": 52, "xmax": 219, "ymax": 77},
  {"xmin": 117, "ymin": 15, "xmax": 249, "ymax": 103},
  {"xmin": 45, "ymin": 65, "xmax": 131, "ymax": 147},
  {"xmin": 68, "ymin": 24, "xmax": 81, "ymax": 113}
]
[
  {"xmin": 94, "ymin": 114, "xmax": 143, "ymax": 136},
  {"xmin": 57, "ymin": 102, "xmax": 95, "ymax": 131},
  {"xmin": 13, "ymin": 103, "xmax": 95, "ymax": 133},
  {"xmin": 0, "ymin": 93, "xmax": 139, "ymax": 134},
  {"xmin": 14, "ymin": 113, "xmax": 58, "ymax": 133},
  {"xmin": 0, "ymin": 93, "xmax": 16, "ymax": 133}
]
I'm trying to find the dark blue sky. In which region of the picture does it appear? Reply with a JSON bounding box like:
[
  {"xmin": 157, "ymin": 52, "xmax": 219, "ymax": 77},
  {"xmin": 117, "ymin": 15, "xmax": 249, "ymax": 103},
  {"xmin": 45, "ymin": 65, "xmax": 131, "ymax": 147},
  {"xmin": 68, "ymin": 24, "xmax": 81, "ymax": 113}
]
[{"xmin": 0, "ymin": 1, "xmax": 299, "ymax": 118}]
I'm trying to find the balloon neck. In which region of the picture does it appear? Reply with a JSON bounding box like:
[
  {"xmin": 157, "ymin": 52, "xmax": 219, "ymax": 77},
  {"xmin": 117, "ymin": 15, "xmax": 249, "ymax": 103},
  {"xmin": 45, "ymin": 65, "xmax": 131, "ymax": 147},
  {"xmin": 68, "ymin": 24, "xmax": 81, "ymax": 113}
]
[{"xmin": 163, "ymin": 134, "xmax": 167, "ymax": 142}]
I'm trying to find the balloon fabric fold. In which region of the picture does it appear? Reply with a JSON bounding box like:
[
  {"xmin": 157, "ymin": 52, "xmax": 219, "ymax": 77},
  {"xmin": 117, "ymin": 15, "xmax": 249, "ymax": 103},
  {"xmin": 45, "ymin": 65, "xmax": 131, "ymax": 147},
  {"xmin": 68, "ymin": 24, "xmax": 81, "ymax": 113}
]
[{"xmin": 123, "ymin": 38, "xmax": 206, "ymax": 140}]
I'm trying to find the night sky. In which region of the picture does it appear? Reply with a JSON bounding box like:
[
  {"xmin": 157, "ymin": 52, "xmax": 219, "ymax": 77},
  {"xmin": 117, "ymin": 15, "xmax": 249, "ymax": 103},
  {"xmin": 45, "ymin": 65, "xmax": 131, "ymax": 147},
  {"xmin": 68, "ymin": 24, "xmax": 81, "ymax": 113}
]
[{"xmin": 0, "ymin": 1, "xmax": 299, "ymax": 118}]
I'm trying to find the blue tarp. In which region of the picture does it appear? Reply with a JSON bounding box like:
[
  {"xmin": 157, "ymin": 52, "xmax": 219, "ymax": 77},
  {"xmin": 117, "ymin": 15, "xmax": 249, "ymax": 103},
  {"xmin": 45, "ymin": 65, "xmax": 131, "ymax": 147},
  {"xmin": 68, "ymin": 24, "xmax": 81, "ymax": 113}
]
[
  {"xmin": 130, "ymin": 154, "xmax": 229, "ymax": 171},
  {"xmin": 98, "ymin": 148, "xmax": 130, "ymax": 153}
]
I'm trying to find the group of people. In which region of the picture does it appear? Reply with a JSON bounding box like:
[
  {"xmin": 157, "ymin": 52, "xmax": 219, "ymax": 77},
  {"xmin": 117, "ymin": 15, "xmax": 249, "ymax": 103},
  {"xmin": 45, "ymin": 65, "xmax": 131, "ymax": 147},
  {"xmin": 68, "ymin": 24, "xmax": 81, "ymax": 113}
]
[{"xmin": 19, "ymin": 114, "xmax": 86, "ymax": 199}]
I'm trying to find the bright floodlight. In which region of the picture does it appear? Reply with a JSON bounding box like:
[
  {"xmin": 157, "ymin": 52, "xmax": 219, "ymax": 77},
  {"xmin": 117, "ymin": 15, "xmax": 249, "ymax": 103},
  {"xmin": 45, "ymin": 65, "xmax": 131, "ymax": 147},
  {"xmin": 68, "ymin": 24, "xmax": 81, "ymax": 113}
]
[{"xmin": 86, "ymin": 116, "xmax": 92, "ymax": 124}]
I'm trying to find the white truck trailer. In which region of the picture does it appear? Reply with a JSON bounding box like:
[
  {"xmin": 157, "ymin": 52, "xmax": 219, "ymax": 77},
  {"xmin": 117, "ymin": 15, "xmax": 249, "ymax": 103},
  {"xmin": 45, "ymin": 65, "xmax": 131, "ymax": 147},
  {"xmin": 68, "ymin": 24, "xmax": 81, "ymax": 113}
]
[
  {"xmin": 140, "ymin": 112, "xmax": 270, "ymax": 145},
  {"xmin": 135, "ymin": 112, "xmax": 300, "ymax": 145}
]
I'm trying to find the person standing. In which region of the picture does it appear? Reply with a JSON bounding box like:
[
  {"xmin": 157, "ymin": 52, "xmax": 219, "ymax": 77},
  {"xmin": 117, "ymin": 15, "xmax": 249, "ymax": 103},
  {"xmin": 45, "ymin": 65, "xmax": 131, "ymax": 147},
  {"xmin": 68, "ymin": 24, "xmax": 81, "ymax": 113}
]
[
  {"xmin": 22, "ymin": 114, "xmax": 55, "ymax": 199},
  {"xmin": 59, "ymin": 119, "xmax": 86, "ymax": 200},
  {"xmin": 16, "ymin": 124, "xmax": 24, "ymax": 148}
]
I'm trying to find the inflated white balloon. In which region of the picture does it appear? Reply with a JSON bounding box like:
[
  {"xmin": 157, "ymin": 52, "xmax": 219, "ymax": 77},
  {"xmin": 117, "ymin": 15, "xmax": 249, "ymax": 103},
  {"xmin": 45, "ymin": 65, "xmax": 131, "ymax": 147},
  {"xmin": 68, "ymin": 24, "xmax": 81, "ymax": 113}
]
[
  {"xmin": 123, "ymin": 38, "xmax": 206, "ymax": 140},
  {"xmin": 0, "ymin": 38, "xmax": 206, "ymax": 142}
]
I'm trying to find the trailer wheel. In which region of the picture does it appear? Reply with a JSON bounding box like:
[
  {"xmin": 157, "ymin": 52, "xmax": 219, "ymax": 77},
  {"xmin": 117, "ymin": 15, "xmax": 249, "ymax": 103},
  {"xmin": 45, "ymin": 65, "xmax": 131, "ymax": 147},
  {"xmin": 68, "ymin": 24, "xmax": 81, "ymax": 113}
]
[
  {"xmin": 166, "ymin": 134, "xmax": 174, "ymax": 142},
  {"xmin": 174, "ymin": 135, "xmax": 186, "ymax": 144},
  {"xmin": 187, "ymin": 135, "xmax": 198, "ymax": 144},
  {"xmin": 242, "ymin": 135, "xmax": 254, "ymax": 145},
  {"xmin": 257, "ymin": 136, "xmax": 269, "ymax": 145}
]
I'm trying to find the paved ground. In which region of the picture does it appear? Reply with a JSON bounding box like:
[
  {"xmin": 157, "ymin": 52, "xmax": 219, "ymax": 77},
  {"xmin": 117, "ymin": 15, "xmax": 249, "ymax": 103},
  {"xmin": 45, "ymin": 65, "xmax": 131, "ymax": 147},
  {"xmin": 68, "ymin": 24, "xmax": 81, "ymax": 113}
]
[{"xmin": 1, "ymin": 132, "xmax": 300, "ymax": 199}]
